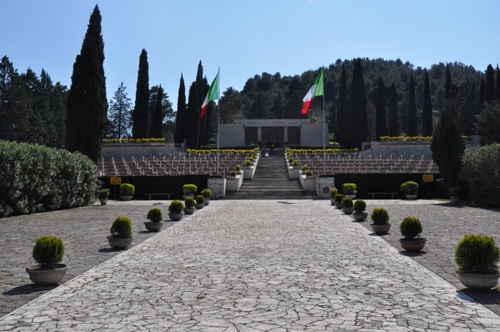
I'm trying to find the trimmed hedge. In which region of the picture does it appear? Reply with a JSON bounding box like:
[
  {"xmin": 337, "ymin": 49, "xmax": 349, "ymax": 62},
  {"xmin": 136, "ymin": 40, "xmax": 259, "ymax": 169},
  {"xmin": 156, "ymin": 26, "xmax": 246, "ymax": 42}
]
[{"xmin": 0, "ymin": 140, "xmax": 99, "ymax": 217}]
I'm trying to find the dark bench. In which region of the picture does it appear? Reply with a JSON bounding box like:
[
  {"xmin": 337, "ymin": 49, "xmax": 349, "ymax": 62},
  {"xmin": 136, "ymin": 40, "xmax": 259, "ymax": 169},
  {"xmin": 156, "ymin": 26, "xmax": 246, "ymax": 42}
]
[
  {"xmin": 144, "ymin": 192, "xmax": 175, "ymax": 200},
  {"xmin": 366, "ymin": 192, "xmax": 399, "ymax": 199}
]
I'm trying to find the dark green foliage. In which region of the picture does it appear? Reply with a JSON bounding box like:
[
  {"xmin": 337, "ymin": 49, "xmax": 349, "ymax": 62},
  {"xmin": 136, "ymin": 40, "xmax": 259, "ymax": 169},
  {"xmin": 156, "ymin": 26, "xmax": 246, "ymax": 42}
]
[
  {"xmin": 201, "ymin": 188, "xmax": 212, "ymax": 198},
  {"xmin": 388, "ymin": 82, "xmax": 400, "ymax": 136},
  {"xmin": 341, "ymin": 197, "xmax": 353, "ymax": 208},
  {"xmin": 32, "ymin": 236, "xmax": 65, "ymax": 269},
  {"xmin": 496, "ymin": 66, "xmax": 500, "ymax": 101},
  {"xmin": 0, "ymin": 140, "xmax": 99, "ymax": 217},
  {"xmin": 185, "ymin": 82, "xmax": 200, "ymax": 148},
  {"xmin": 422, "ymin": 71, "xmax": 433, "ymax": 136},
  {"xmin": 195, "ymin": 194, "xmax": 204, "ymax": 204},
  {"xmin": 345, "ymin": 59, "xmax": 368, "ymax": 149},
  {"xmin": 455, "ymin": 234, "xmax": 499, "ymax": 273},
  {"xmin": 168, "ymin": 200, "xmax": 184, "ymax": 214},
  {"xmin": 110, "ymin": 216, "xmax": 132, "ymax": 238},
  {"xmin": 334, "ymin": 194, "xmax": 344, "ymax": 203},
  {"xmin": 370, "ymin": 208, "xmax": 389, "ymax": 225},
  {"xmin": 445, "ymin": 65, "xmax": 452, "ymax": 99},
  {"xmin": 107, "ymin": 82, "xmax": 132, "ymax": 138},
  {"xmin": 475, "ymin": 101, "xmax": 500, "ymax": 145},
  {"xmin": 407, "ymin": 74, "xmax": 418, "ymax": 136},
  {"xmin": 375, "ymin": 76, "xmax": 387, "ymax": 140},
  {"xmin": 184, "ymin": 197, "xmax": 195, "ymax": 208},
  {"xmin": 342, "ymin": 183, "xmax": 357, "ymax": 195},
  {"xmin": 400, "ymin": 181, "xmax": 418, "ymax": 195},
  {"xmin": 99, "ymin": 189, "xmax": 110, "ymax": 198},
  {"xmin": 174, "ymin": 74, "xmax": 187, "ymax": 144},
  {"xmin": 399, "ymin": 216, "xmax": 422, "ymax": 239},
  {"xmin": 132, "ymin": 49, "xmax": 149, "ymax": 138},
  {"xmin": 329, "ymin": 187, "xmax": 338, "ymax": 198},
  {"xmin": 150, "ymin": 86, "xmax": 164, "ymax": 138},
  {"xmin": 120, "ymin": 183, "xmax": 135, "ymax": 196},
  {"xmin": 66, "ymin": 5, "xmax": 107, "ymax": 162},
  {"xmin": 485, "ymin": 64, "xmax": 496, "ymax": 103},
  {"xmin": 147, "ymin": 208, "xmax": 163, "ymax": 223},
  {"xmin": 182, "ymin": 184, "xmax": 197, "ymax": 196},
  {"xmin": 456, "ymin": 79, "xmax": 479, "ymax": 136},
  {"xmin": 459, "ymin": 143, "xmax": 500, "ymax": 207},
  {"xmin": 336, "ymin": 65, "xmax": 347, "ymax": 145},
  {"xmin": 353, "ymin": 199, "xmax": 366, "ymax": 213}
]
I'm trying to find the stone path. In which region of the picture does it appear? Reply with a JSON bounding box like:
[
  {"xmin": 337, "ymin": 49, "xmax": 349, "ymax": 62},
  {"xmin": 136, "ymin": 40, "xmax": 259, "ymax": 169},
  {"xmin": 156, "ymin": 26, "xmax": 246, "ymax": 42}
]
[{"xmin": 1, "ymin": 200, "xmax": 500, "ymax": 331}]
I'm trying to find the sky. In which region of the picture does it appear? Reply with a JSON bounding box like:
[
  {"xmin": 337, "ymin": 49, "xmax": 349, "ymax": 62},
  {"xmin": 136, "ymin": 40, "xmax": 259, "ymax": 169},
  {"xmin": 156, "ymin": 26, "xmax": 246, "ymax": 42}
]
[{"xmin": 1, "ymin": 0, "xmax": 499, "ymax": 106}]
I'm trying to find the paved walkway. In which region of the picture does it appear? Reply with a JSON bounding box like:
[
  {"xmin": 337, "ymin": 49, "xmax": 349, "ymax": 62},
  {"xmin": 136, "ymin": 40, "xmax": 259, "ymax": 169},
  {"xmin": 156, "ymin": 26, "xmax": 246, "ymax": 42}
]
[{"xmin": 1, "ymin": 200, "xmax": 500, "ymax": 331}]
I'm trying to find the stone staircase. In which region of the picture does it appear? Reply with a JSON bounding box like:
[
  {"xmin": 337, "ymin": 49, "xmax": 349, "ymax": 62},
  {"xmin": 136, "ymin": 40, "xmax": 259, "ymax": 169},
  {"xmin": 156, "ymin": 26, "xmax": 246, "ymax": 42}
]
[{"xmin": 224, "ymin": 150, "xmax": 317, "ymax": 200}]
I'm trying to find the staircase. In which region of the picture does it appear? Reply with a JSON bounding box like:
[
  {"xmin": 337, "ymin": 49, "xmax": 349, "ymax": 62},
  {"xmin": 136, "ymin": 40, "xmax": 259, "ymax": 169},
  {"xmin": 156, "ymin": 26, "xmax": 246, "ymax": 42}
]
[{"xmin": 225, "ymin": 150, "xmax": 317, "ymax": 200}]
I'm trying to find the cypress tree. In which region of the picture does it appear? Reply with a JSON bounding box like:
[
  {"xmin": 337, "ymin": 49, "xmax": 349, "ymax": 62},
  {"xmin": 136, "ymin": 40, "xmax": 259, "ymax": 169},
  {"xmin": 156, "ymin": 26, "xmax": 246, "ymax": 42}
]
[
  {"xmin": 65, "ymin": 5, "xmax": 107, "ymax": 162},
  {"xmin": 485, "ymin": 64, "xmax": 496, "ymax": 103},
  {"xmin": 150, "ymin": 86, "xmax": 164, "ymax": 138},
  {"xmin": 375, "ymin": 76, "xmax": 388, "ymax": 140},
  {"xmin": 496, "ymin": 66, "xmax": 500, "ymax": 101},
  {"xmin": 345, "ymin": 59, "xmax": 367, "ymax": 149},
  {"xmin": 336, "ymin": 65, "xmax": 347, "ymax": 146},
  {"xmin": 173, "ymin": 74, "xmax": 186, "ymax": 145},
  {"xmin": 407, "ymin": 74, "xmax": 418, "ymax": 136},
  {"xmin": 422, "ymin": 71, "xmax": 433, "ymax": 136},
  {"xmin": 185, "ymin": 82, "xmax": 200, "ymax": 149},
  {"xmin": 445, "ymin": 65, "xmax": 452, "ymax": 99},
  {"xmin": 132, "ymin": 49, "xmax": 149, "ymax": 138},
  {"xmin": 388, "ymin": 82, "xmax": 400, "ymax": 136},
  {"xmin": 478, "ymin": 78, "xmax": 486, "ymax": 115}
]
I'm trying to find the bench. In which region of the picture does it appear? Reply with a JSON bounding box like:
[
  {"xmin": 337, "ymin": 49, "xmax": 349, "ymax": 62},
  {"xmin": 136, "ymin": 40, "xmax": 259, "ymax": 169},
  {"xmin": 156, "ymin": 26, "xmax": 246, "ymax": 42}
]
[
  {"xmin": 366, "ymin": 192, "xmax": 399, "ymax": 199},
  {"xmin": 144, "ymin": 192, "xmax": 175, "ymax": 200}
]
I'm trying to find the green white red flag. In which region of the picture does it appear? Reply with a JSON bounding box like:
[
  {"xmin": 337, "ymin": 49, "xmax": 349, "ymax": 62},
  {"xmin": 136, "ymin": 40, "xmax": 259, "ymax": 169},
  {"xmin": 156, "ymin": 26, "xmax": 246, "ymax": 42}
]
[
  {"xmin": 301, "ymin": 70, "xmax": 324, "ymax": 114},
  {"xmin": 200, "ymin": 71, "xmax": 220, "ymax": 118}
]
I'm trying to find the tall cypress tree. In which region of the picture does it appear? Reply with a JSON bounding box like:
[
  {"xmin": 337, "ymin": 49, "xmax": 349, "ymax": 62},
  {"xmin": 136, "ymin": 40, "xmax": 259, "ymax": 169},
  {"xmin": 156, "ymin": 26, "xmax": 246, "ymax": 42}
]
[
  {"xmin": 445, "ymin": 65, "xmax": 452, "ymax": 99},
  {"xmin": 150, "ymin": 86, "xmax": 164, "ymax": 138},
  {"xmin": 407, "ymin": 74, "xmax": 418, "ymax": 136},
  {"xmin": 336, "ymin": 65, "xmax": 347, "ymax": 146},
  {"xmin": 478, "ymin": 78, "xmax": 486, "ymax": 116},
  {"xmin": 422, "ymin": 71, "xmax": 433, "ymax": 136},
  {"xmin": 65, "ymin": 5, "xmax": 107, "ymax": 162},
  {"xmin": 185, "ymin": 82, "xmax": 200, "ymax": 148},
  {"xmin": 345, "ymin": 59, "xmax": 367, "ymax": 149},
  {"xmin": 173, "ymin": 74, "xmax": 186, "ymax": 145},
  {"xmin": 485, "ymin": 64, "xmax": 496, "ymax": 103},
  {"xmin": 388, "ymin": 82, "xmax": 400, "ymax": 136},
  {"xmin": 132, "ymin": 49, "xmax": 149, "ymax": 138},
  {"xmin": 375, "ymin": 76, "xmax": 387, "ymax": 140}
]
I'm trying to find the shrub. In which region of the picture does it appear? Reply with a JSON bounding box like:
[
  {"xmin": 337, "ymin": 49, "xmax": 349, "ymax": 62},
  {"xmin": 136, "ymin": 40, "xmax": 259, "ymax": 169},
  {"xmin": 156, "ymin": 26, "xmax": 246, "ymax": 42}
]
[
  {"xmin": 245, "ymin": 159, "xmax": 252, "ymax": 166},
  {"xmin": 201, "ymin": 188, "xmax": 212, "ymax": 198},
  {"xmin": 168, "ymin": 200, "xmax": 184, "ymax": 214},
  {"xmin": 305, "ymin": 170, "xmax": 313, "ymax": 177},
  {"xmin": 293, "ymin": 160, "xmax": 298, "ymax": 167},
  {"xmin": 235, "ymin": 165, "xmax": 241, "ymax": 171},
  {"xmin": 195, "ymin": 195, "xmax": 204, "ymax": 204},
  {"xmin": 110, "ymin": 216, "xmax": 132, "ymax": 238},
  {"xmin": 334, "ymin": 193, "xmax": 344, "ymax": 203},
  {"xmin": 399, "ymin": 216, "xmax": 422, "ymax": 239},
  {"xmin": 184, "ymin": 197, "xmax": 195, "ymax": 207},
  {"xmin": 455, "ymin": 234, "xmax": 499, "ymax": 273},
  {"xmin": 370, "ymin": 208, "xmax": 389, "ymax": 225},
  {"xmin": 0, "ymin": 140, "xmax": 99, "ymax": 217},
  {"xmin": 32, "ymin": 236, "xmax": 65, "ymax": 269},
  {"xmin": 302, "ymin": 164, "xmax": 309, "ymax": 171},
  {"xmin": 342, "ymin": 183, "xmax": 357, "ymax": 195},
  {"xmin": 120, "ymin": 183, "xmax": 135, "ymax": 196},
  {"xmin": 400, "ymin": 181, "xmax": 418, "ymax": 195},
  {"xmin": 99, "ymin": 188, "xmax": 110, "ymax": 198},
  {"xmin": 353, "ymin": 200, "xmax": 366, "ymax": 213},
  {"xmin": 229, "ymin": 170, "xmax": 237, "ymax": 177},
  {"xmin": 341, "ymin": 197, "xmax": 353, "ymax": 208},
  {"xmin": 146, "ymin": 208, "xmax": 163, "ymax": 223},
  {"xmin": 329, "ymin": 187, "xmax": 338, "ymax": 199},
  {"xmin": 182, "ymin": 184, "xmax": 197, "ymax": 196}
]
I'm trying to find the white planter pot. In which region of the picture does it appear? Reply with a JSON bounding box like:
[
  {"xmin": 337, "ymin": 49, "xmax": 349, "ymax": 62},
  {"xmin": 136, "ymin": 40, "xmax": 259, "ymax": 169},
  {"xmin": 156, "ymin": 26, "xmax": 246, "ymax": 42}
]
[
  {"xmin": 26, "ymin": 264, "xmax": 67, "ymax": 285},
  {"xmin": 107, "ymin": 235, "xmax": 133, "ymax": 250},
  {"xmin": 457, "ymin": 271, "xmax": 500, "ymax": 290},
  {"xmin": 399, "ymin": 237, "xmax": 427, "ymax": 252}
]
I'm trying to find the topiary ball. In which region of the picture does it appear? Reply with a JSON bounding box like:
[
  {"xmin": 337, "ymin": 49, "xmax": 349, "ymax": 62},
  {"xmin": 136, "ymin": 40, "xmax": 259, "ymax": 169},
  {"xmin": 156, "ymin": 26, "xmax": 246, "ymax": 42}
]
[
  {"xmin": 455, "ymin": 234, "xmax": 500, "ymax": 273},
  {"xmin": 353, "ymin": 200, "xmax": 366, "ymax": 213},
  {"xmin": 147, "ymin": 208, "xmax": 163, "ymax": 223},
  {"xmin": 110, "ymin": 216, "xmax": 132, "ymax": 238},
  {"xmin": 399, "ymin": 216, "xmax": 422, "ymax": 239},
  {"xmin": 370, "ymin": 208, "xmax": 389, "ymax": 225},
  {"xmin": 32, "ymin": 236, "xmax": 65, "ymax": 269}
]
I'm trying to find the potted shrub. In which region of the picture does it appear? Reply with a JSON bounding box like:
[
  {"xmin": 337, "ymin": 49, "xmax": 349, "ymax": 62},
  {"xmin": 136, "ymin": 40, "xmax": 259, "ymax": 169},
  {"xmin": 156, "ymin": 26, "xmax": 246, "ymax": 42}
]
[
  {"xmin": 341, "ymin": 197, "xmax": 353, "ymax": 214},
  {"xmin": 108, "ymin": 216, "xmax": 133, "ymax": 249},
  {"xmin": 455, "ymin": 234, "xmax": 500, "ymax": 290},
  {"xmin": 293, "ymin": 160, "xmax": 298, "ymax": 168},
  {"xmin": 26, "ymin": 236, "xmax": 67, "ymax": 285},
  {"xmin": 399, "ymin": 216, "xmax": 426, "ymax": 252},
  {"xmin": 342, "ymin": 183, "xmax": 357, "ymax": 199},
  {"xmin": 449, "ymin": 186, "xmax": 459, "ymax": 204},
  {"xmin": 334, "ymin": 193, "xmax": 344, "ymax": 209},
  {"xmin": 245, "ymin": 159, "xmax": 253, "ymax": 168},
  {"xmin": 201, "ymin": 188, "xmax": 212, "ymax": 205},
  {"xmin": 144, "ymin": 207, "xmax": 163, "ymax": 232},
  {"xmin": 99, "ymin": 188, "xmax": 110, "ymax": 205},
  {"xmin": 195, "ymin": 194, "xmax": 205, "ymax": 209},
  {"xmin": 352, "ymin": 199, "xmax": 368, "ymax": 221},
  {"xmin": 305, "ymin": 170, "xmax": 313, "ymax": 178},
  {"xmin": 229, "ymin": 170, "xmax": 237, "ymax": 177},
  {"xmin": 120, "ymin": 183, "xmax": 135, "ymax": 201},
  {"xmin": 301, "ymin": 164, "xmax": 309, "ymax": 173},
  {"xmin": 182, "ymin": 184, "xmax": 197, "ymax": 199},
  {"xmin": 235, "ymin": 164, "xmax": 242, "ymax": 174},
  {"xmin": 370, "ymin": 208, "xmax": 391, "ymax": 234},
  {"xmin": 184, "ymin": 197, "xmax": 195, "ymax": 214},
  {"xmin": 329, "ymin": 187, "xmax": 338, "ymax": 205},
  {"xmin": 168, "ymin": 200, "xmax": 184, "ymax": 221},
  {"xmin": 400, "ymin": 181, "xmax": 418, "ymax": 200}
]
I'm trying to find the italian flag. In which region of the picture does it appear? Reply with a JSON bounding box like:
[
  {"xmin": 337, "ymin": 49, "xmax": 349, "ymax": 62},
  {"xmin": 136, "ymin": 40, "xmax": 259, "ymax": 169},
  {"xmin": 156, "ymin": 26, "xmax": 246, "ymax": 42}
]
[
  {"xmin": 200, "ymin": 71, "xmax": 220, "ymax": 118},
  {"xmin": 301, "ymin": 70, "xmax": 324, "ymax": 114}
]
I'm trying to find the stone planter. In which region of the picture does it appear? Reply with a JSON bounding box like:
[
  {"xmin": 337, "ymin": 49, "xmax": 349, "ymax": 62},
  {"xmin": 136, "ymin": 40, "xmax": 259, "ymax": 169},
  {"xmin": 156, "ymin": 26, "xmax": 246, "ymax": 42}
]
[
  {"xmin": 144, "ymin": 221, "xmax": 163, "ymax": 232},
  {"xmin": 107, "ymin": 235, "xmax": 133, "ymax": 250},
  {"xmin": 195, "ymin": 203, "xmax": 204, "ymax": 209},
  {"xmin": 405, "ymin": 194, "xmax": 417, "ymax": 200},
  {"xmin": 370, "ymin": 223, "xmax": 391, "ymax": 234},
  {"xmin": 99, "ymin": 197, "xmax": 108, "ymax": 205},
  {"xmin": 168, "ymin": 213, "xmax": 183, "ymax": 221},
  {"xmin": 344, "ymin": 194, "xmax": 356, "ymax": 199},
  {"xmin": 457, "ymin": 271, "xmax": 500, "ymax": 290},
  {"xmin": 26, "ymin": 264, "xmax": 67, "ymax": 285},
  {"xmin": 204, "ymin": 197, "xmax": 210, "ymax": 206},
  {"xmin": 352, "ymin": 212, "xmax": 368, "ymax": 221},
  {"xmin": 184, "ymin": 206, "xmax": 195, "ymax": 215},
  {"xmin": 399, "ymin": 237, "xmax": 427, "ymax": 252},
  {"xmin": 120, "ymin": 195, "xmax": 133, "ymax": 201},
  {"xmin": 330, "ymin": 198, "xmax": 336, "ymax": 206},
  {"xmin": 335, "ymin": 202, "xmax": 342, "ymax": 209},
  {"xmin": 342, "ymin": 207, "xmax": 354, "ymax": 215}
]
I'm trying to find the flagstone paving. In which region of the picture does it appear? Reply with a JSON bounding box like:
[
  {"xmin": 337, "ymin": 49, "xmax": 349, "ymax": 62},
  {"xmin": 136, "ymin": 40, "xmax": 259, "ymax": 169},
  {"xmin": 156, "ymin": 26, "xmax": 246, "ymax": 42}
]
[{"xmin": 1, "ymin": 199, "xmax": 500, "ymax": 331}]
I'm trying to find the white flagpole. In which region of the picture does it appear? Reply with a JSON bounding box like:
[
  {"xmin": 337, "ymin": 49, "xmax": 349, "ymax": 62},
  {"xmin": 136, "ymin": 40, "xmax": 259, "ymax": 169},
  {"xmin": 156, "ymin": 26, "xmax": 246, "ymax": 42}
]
[{"xmin": 216, "ymin": 68, "xmax": 221, "ymax": 176}]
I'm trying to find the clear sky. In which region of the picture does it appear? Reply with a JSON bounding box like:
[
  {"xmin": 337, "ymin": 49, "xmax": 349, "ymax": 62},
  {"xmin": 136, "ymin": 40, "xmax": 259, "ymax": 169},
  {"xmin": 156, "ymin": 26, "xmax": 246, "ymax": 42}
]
[{"xmin": 1, "ymin": 0, "xmax": 499, "ymax": 106}]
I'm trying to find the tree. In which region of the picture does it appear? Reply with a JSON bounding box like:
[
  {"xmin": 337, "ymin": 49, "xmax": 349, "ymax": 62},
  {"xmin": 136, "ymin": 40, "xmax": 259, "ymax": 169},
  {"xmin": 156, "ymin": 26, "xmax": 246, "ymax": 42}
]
[
  {"xmin": 185, "ymin": 82, "xmax": 200, "ymax": 148},
  {"xmin": 407, "ymin": 74, "xmax": 418, "ymax": 136},
  {"xmin": 336, "ymin": 65, "xmax": 347, "ymax": 145},
  {"xmin": 497, "ymin": 66, "xmax": 500, "ymax": 101},
  {"xmin": 388, "ymin": 82, "xmax": 400, "ymax": 136},
  {"xmin": 107, "ymin": 82, "xmax": 131, "ymax": 138},
  {"xmin": 375, "ymin": 76, "xmax": 387, "ymax": 140},
  {"xmin": 422, "ymin": 71, "xmax": 433, "ymax": 136},
  {"xmin": 219, "ymin": 87, "xmax": 242, "ymax": 123},
  {"xmin": 475, "ymin": 101, "xmax": 500, "ymax": 145},
  {"xmin": 132, "ymin": 49, "xmax": 149, "ymax": 138},
  {"xmin": 65, "ymin": 5, "xmax": 107, "ymax": 162},
  {"xmin": 174, "ymin": 74, "xmax": 186, "ymax": 145},
  {"xmin": 445, "ymin": 65, "xmax": 452, "ymax": 99},
  {"xmin": 150, "ymin": 86, "xmax": 164, "ymax": 138},
  {"xmin": 485, "ymin": 64, "xmax": 496, "ymax": 103},
  {"xmin": 344, "ymin": 59, "xmax": 367, "ymax": 149}
]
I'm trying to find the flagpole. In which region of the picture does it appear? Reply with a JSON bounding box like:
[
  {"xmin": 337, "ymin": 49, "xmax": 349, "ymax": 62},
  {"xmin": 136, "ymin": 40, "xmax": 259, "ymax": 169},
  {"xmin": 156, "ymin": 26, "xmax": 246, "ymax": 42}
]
[{"xmin": 216, "ymin": 68, "xmax": 220, "ymax": 176}]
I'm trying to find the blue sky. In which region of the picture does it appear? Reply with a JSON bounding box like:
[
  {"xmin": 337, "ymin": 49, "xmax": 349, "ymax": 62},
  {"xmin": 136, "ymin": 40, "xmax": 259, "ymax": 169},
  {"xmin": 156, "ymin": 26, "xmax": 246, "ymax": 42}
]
[{"xmin": 2, "ymin": 0, "xmax": 499, "ymax": 105}]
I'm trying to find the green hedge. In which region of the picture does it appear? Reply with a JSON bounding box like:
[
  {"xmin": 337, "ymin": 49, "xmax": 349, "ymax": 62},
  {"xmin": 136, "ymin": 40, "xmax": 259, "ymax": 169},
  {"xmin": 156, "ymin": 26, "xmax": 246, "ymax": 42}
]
[{"xmin": 0, "ymin": 140, "xmax": 99, "ymax": 217}]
